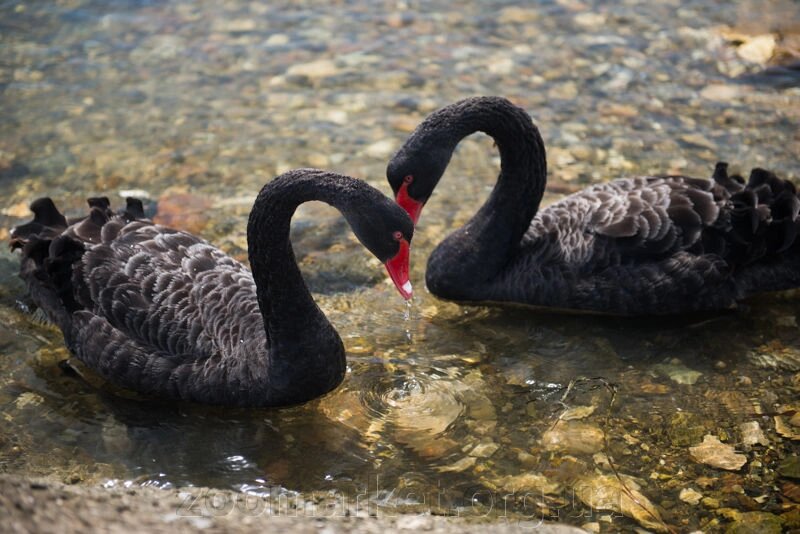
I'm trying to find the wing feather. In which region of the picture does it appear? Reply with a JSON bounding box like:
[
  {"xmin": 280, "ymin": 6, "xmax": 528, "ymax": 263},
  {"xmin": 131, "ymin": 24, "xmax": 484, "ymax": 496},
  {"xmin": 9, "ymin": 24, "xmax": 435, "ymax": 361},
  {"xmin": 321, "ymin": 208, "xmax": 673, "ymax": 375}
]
[{"xmin": 526, "ymin": 162, "xmax": 799, "ymax": 269}]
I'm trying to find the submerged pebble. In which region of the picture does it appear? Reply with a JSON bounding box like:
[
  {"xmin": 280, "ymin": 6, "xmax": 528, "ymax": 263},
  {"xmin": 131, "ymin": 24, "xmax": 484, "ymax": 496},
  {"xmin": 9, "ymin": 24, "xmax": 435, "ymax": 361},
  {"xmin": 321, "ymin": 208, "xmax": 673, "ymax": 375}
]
[
  {"xmin": 490, "ymin": 473, "xmax": 561, "ymax": 496},
  {"xmin": 739, "ymin": 421, "xmax": 768, "ymax": 447},
  {"xmin": 14, "ymin": 392, "xmax": 44, "ymax": 410},
  {"xmin": 652, "ymin": 360, "xmax": 703, "ymax": 385},
  {"xmin": 779, "ymin": 456, "xmax": 800, "ymax": 480},
  {"xmin": 574, "ymin": 474, "xmax": 667, "ymax": 532},
  {"xmin": 542, "ymin": 421, "xmax": 605, "ymax": 455},
  {"xmin": 689, "ymin": 435, "xmax": 747, "ymax": 471},
  {"xmin": 723, "ymin": 511, "xmax": 783, "ymax": 534},
  {"xmin": 679, "ymin": 487, "xmax": 703, "ymax": 505},
  {"xmin": 748, "ymin": 341, "xmax": 800, "ymax": 371}
]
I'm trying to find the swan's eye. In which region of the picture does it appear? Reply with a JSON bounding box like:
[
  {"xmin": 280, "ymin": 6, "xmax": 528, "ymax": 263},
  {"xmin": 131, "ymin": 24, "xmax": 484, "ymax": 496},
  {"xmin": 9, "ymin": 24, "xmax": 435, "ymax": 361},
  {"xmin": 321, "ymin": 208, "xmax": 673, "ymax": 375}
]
[
  {"xmin": 403, "ymin": 175, "xmax": 413, "ymax": 184},
  {"xmin": 392, "ymin": 231, "xmax": 403, "ymax": 241}
]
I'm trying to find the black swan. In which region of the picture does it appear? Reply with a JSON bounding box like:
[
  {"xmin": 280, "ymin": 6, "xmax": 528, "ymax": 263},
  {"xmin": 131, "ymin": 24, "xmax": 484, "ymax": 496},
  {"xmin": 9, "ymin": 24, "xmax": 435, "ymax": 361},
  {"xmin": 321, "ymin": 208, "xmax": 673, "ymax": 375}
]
[
  {"xmin": 386, "ymin": 96, "xmax": 800, "ymax": 315},
  {"xmin": 9, "ymin": 169, "xmax": 414, "ymax": 407}
]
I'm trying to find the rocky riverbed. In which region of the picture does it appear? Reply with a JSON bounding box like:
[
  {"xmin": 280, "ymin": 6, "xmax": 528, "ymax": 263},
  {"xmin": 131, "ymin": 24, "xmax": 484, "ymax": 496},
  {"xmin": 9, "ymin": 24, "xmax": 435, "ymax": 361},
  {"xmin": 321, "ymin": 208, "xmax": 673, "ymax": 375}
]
[{"xmin": 1, "ymin": 0, "xmax": 800, "ymax": 532}]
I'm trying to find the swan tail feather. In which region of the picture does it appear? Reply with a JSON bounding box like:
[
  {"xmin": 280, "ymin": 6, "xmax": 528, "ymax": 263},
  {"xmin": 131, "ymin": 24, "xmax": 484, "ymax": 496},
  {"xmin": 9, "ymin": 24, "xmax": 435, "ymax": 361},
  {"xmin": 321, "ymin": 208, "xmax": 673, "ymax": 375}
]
[
  {"xmin": 712, "ymin": 162, "xmax": 800, "ymax": 264},
  {"xmin": 8, "ymin": 196, "xmax": 149, "ymax": 327}
]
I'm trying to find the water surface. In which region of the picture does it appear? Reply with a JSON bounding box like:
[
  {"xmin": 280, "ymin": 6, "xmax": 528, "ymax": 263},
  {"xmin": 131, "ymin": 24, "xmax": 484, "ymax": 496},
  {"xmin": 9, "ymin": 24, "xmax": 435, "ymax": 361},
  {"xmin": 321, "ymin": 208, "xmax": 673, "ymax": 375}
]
[{"xmin": 1, "ymin": 0, "xmax": 799, "ymax": 531}]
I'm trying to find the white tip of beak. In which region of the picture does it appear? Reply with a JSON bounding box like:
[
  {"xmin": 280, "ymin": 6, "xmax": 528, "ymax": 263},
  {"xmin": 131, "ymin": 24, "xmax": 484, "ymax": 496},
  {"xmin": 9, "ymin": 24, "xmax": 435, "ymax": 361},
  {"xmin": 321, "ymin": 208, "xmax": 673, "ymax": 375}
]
[{"xmin": 402, "ymin": 281, "xmax": 413, "ymax": 296}]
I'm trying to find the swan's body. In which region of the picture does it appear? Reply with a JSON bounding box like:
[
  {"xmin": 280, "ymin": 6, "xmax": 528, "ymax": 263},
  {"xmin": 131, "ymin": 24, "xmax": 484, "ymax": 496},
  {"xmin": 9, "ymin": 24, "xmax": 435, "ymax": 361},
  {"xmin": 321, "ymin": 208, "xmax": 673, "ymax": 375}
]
[
  {"xmin": 387, "ymin": 97, "xmax": 800, "ymax": 315},
  {"xmin": 11, "ymin": 169, "xmax": 413, "ymax": 407}
]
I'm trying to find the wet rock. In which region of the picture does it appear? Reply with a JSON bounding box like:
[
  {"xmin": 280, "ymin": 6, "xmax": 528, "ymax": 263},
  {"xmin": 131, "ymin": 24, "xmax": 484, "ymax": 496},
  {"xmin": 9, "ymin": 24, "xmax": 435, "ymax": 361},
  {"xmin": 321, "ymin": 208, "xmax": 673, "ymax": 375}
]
[
  {"xmin": 774, "ymin": 406, "xmax": 800, "ymax": 440},
  {"xmin": 306, "ymin": 153, "xmax": 330, "ymax": 168},
  {"xmin": 782, "ymin": 480, "xmax": 800, "ymax": 502},
  {"xmin": 574, "ymin": 474, "xmax": 667, "ymax": 532},
  {"xmin": 364, "ymin": 139, "xmax": 396, "ymax": 159},
  {"xmin": 437, "ymin": 456, "xmax": 475, "ymax": 473},
  {"xmin": 14, "ymin": 392, "xmax": 44, "ymax": 410},
  {"xmin": 0, "ymin": 160, "xmax": 30, "ymax": 182},
  {"xmin": 542, "ymin": 421, "xmax": 604, "ymax": 455},
  {"xmin": 689, "ymin": 435, "xmax": 747, "ymax": 471},
  {"xmin": 736, "ymin": 35, "xmax": 776, "ymax": 64},
  {"xmin": 778, "ymin": 456, "xmax": 800, "ymax": 480},
  {"xmin": 320, "ymin": 109, "xmax": 348, "ymax": 126},
  {"xmin": 1, "ymin": 0, "xmax": 799, "ymax": 513},
  {"xmin": 700, "ymin": 84, "xmax": 742, "ymax": 101},
  {"xmin": 574, "ymin": 13, "xmax": 606, "ymax": 28},
  {"xmin": 598, "ymin": 102, "xmax": 638, "ymax": 118},
  {"xmin": 667, "ymin": 412, "xmax": 707, "ymax": 447},
  {"xmin": 497, "ymin": 7, "xmax": 539, "ymax": 24},
  {"xmin": 119, "ymin": 189, "xmax": 151, "ymax": 200},
  {"xmin": 706, "ymin": 390, "xmax": 753, "ymax": 417},
  {"xmin": 653, "ymin": 360, "xmax": 702, "ymax": 385},
  {"xmin": 265, "ymin": 33, "xmax": 289, "ymax": 46},
  {"xmin": 385, "ymin": 12, "xmax": 414, "ymax": 28},
  {"xmin": 393, "ymin": 97, "xmax": 420, "ymax": 111},
  {"xmin": 388, "ymin": 115, "xmax": 419, "ymax": 133},
  {"xmin": 63, "ymin": 470, "xmax": 83, "ymax": 485},
  {"xmin": 487, "ymin": 56, "xmax": 514, "ymax": 76},
  {"xmin": 211, "ymin": 19, "xmax": 256, "ymax": 33},
  {"xmin": 500, "ymin": 362, "xmax": 535, "ymax": 387},
  {"xmin": 3, "ymin": 201, "xmax": 31, "ymax": 218},
  {"xmin": 286, "ymin": 59, "xmax": 338, "ymax": 79},
  {"xmin": 724, "ymin": 511, "xmax": 783, "ymax": 534},
  {"xmin": 679, "ymin": 487, "xmax": 703, "ymax": 505},
  {"xmin": 547, "ymin": 81, "xmax": 578, "ymax": 100},
  {"xmin": 592, "ymin": 452, "xmax": 611, "ymax": 470},
  {"xmin": 782, "ymin": 508, "xmax": 800, "ymax": 530},
  {"xmin": 736, "ymin": 375, "xmax": 753, "ymax": 386},
  {"xmin": 640, "ymin": 382, "xmax": 670, "ymax": 394},
  {"xmin": 153, "ymin": 192, "xmax": 212, "ymax": 234},
  {"xmin": 560, "ymin": 405, "xmax": 596, "ymax": 421},
  {"xmin": 739, "ymin": 421, "xmax": 768, "ymax": 447},
  {"xmin": 679, "ymin": 133, "xmax": 716, "ymax": 151},
  {"xmin": 492, "ymin": 473, "xmax": 561, "ymax": 495},
  {"xmin": 469, "ymin": 440, "xmax": 499, "ymax": 458},
  {"xmin": 318, "ymin": 390, "xmax": 382, "ymax": 442},
  {"xmin": 748, "ymin": 340, "xmax": 800, "ymax": 371}
]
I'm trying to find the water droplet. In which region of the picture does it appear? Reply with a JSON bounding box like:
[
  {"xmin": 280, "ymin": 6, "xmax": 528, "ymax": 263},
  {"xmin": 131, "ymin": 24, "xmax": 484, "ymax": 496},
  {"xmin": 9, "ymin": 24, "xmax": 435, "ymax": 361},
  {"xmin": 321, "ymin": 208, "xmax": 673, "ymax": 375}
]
[{"xmin": 403, "ymin": 298, "xmax": 413, "ymax": 342}]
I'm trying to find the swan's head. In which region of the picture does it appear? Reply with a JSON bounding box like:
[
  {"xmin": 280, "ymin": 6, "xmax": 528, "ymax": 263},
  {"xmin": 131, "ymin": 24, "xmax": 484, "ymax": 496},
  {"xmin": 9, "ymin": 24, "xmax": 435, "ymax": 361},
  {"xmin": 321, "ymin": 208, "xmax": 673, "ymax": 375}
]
[
  {"xmin": 343, "ymin": 193, "xmax": 415, "ymax": 300},
  {"xmin": 386, "ymin": 144, "xmax": 452, "ymax": 226}
]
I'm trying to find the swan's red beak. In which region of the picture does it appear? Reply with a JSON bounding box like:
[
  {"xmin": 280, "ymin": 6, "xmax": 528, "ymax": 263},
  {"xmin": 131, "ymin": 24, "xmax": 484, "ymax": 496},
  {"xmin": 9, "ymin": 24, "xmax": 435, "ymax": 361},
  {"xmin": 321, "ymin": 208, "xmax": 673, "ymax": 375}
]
[
  {"xmin": 396, "ymin": 181, "xmax": 425, "ymax": 226},
  {"xmin": 385, "ymin": 238, "xmax": 412, "ymax": 300}
]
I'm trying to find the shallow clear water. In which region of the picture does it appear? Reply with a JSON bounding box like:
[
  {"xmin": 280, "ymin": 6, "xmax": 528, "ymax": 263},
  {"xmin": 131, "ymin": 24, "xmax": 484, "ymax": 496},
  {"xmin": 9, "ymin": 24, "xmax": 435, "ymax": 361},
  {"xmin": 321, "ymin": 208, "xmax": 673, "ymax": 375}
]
[{"xmin": 1, "ymin": 0, "xmax": 800, "ymax": 531}]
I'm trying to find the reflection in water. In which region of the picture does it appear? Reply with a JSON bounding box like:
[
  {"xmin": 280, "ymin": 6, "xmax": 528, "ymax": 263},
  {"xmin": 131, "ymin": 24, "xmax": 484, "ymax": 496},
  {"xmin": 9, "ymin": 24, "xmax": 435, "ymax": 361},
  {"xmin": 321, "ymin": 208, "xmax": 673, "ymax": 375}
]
[{"xmin": 1, "ymin": 0, "xmax": 799, "ymax": 531}]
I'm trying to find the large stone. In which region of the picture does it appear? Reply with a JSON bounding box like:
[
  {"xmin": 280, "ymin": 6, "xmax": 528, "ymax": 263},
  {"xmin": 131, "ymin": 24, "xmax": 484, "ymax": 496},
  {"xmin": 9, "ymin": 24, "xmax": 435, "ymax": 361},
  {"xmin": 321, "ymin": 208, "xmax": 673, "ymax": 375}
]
[
  {"xmin": 779, "ymin": 456, "xmax": 800, "ymax": 480},
  {"xmin": 725, "ymin": 511, "xmax": 783, "ymax": 534},
  {"xmin": 689, "ymin": 435, "xmax": 747, "ymax": 471},
  {"xmin": 542, "ymin": 421, "xmax": 605, "ymax": 455},
  {"xmin": 574, "ymin": 474, "xmax": 667, "ymax": 532}
]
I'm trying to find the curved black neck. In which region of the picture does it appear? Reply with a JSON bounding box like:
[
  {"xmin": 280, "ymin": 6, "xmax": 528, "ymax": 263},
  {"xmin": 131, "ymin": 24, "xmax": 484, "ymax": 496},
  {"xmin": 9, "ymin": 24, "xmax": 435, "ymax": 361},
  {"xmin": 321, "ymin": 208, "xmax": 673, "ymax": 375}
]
[
  {"xmin": 423, "ymin": 97, "xmax": 547, "ymax": 294},
  {"xmin": 246, "ymin": 169, "xmax": 352, "ymax": 403}
]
